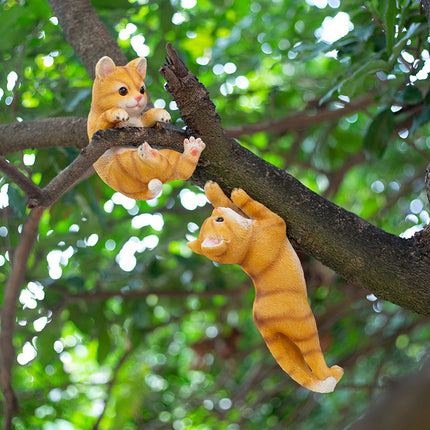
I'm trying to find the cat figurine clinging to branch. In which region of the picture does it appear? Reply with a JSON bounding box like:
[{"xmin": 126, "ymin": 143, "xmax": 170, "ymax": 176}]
[
  {"xmin": 87, "ymin": 56, "xmax": 205, "ymax": 200},
  {"xmin": 187, "ymin": 181, "xmax": 343, "ymax": 393}
]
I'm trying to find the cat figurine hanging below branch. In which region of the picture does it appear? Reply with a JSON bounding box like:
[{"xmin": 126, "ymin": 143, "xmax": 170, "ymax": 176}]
[
  {"xmin": 188, "ymin": 181, "xmax": 343, "ymax": 393},
  {"xmin": 87, "ymin": 56, "xmax": 205, "ymax": 200}
]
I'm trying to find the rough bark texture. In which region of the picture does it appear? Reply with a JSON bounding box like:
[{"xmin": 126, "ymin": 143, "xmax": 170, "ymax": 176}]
[
  {"xmin": 159, "ymin": 45, "xmax": 430, "ymax": 315},
  {"xmin": 1, "ymin": 44, "xmax": 429, "ymax": 314},
  {"xmin": 1, "ymin": 1, "xmax": 430, "ymax": 427},
  {"xmin": 0, "ymin": 117, "xmax": 87, "ymax": 156},
  {"xmin": 46, "ymin": 0, "xmax": 127, "ymax": 79},
  {"xmin": 0, "ymin": 208, "xmax": 44, "ymax": 429}
]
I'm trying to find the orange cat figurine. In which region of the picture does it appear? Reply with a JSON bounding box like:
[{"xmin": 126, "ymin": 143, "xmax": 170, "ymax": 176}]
[
  {"xmin": 87, "ymin": 56, "xmax": 205, "ymax": 200},
  {"xmin": 188, "ymin": 181, "xmax": 343, "ymax": 393}
]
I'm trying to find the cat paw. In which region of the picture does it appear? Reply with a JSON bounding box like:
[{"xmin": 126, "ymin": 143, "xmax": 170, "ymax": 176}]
[
  {"xmin": 329, "ymin": 365, "xmax": 344, "ymax": 382},
  {"xmin": 231, "ymin": 188, "xmax": 250, "ymax": 207},
  {"xmin": 138, "ymin": 142, "xmax": 159, "ymax": 160},
  {"xmin": 184, "ymin": 136, "xmax": 205, "ymax": 157},
  {"xmin": 157, "ymin": 110, "xmax": 171, "ymax": 123},
  {"xmin": 142, "ymin": 108, "xmax": 171, "ymax": 127},
  {"xmin": 113, "ymin": 108, "xmax": 129, "ymax": 124}
]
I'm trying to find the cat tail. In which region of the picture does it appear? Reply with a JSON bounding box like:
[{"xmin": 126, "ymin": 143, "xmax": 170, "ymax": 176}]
[{"xmin": 265, "ymin": 333, "xmax": 342, "ymax": 393}]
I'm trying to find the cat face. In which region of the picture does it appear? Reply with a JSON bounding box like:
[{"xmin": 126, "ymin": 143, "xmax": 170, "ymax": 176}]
[
  {"xmin": 187, "ymin": 207, "xmax": 252, "ymax": 264},
  {"xmin": 92, "ymin": 56, "xmax": 148, "ymax": 115}
]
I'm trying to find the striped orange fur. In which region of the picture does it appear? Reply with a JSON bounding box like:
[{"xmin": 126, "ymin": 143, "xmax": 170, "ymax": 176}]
[
  {"xmin": 187, "ymin": 181, "xmax": 343, "ymax": 393},
  {"xmin": 87, "ymin": 56, "xmax": 205, "ymax": 200}
]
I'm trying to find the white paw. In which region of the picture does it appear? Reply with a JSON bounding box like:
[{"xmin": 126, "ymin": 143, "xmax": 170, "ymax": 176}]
[
  {"xmin": 152, "ymin": 108, "xmax": 171, "ymax": 124},
  {"xmin": 115, "ymin": 109, "xmax": 129, "ymax": 123},
  {"xmin": 158, "ymin": 111, "xmax": 171, "ymax": 123},
  {"xmin": 184, "ymin": 136, "xmax": 205, "ymax": 156},
  {"xmin": 137, "ymin": 142, "xmax": 158, "ymax": 159},
  {"xmin": 148, "ymin": 179, "xmax": 163, "ymax": 197}
]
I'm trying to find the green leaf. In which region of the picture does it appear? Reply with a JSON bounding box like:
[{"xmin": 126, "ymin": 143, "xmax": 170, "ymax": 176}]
[
  {"xmin": 8, "ymin": 184, "xmax": 27, "ymax": 217},
  {"xmin": 411, "ymin": 104, "xmax": 430, "ymax": 134},
  {"xmin": 398, "ymin": 85, "xmax": 423, "ymax": 105},
  {"xmin": 340, "ymin": 59, "xmax": 389, "ymax": 95},
  {"xmin": 363, "ymin": 109, "xmax": 395, "ymax": 159},
  {"xmin": 382, "ymin": 0, "xmax": 398, "ymax": 55}
]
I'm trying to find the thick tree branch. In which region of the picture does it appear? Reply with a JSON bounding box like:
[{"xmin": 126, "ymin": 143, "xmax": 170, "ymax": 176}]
[
  {"xmin": 45, "ymin": 0, "xmax": 154, "ymax": 107},
  {"xmin": 0, "ymin": 157, "xmax": 44, "ymax": 201},
  {"xmin": 0, "ymin": 117, "xmax": 87, "ymax": 156},
  {"xmin": 23, "ymin": 125, "xmax": 186, "ymax": 208},
  {"xmin": 158, "ymin": 44, "xmax": 430, "ymax": 315},
  {"xmin": 1, "ymin": 46, "xmax": 429, "ymax": 314},
  {"xmin": 46, "ymin": 0, "xmax": 127, "ymax": 79},
  {"xmin": 0, "ymin": 207, "xmax": 44, "ymax": 429}
]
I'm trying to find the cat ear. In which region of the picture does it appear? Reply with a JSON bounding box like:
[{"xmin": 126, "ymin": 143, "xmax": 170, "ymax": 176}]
[
  {"xmin": 128, "ymin": 57, "xmax": 147, "ymax": 78},
  {"xmin": 95, "ymin": 56, "xmax": 116, "ymax": 79},
  {"xmin": 187, "ymin": 239, "xmax": 203, "ymax": 255}
]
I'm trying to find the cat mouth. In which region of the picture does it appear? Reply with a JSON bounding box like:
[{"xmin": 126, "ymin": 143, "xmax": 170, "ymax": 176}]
[
  {"xmin": 201, "ymin": 237, "xmax": 228, "ymax": 248},
  {"xmin": 127, "ymin": 103, "xmax": 144, "ymax": 110}
]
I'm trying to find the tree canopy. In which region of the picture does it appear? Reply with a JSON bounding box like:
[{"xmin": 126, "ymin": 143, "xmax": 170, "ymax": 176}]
[{"xmin": 1, "ymin": 0, "xmax": 430, "ymax": 429}]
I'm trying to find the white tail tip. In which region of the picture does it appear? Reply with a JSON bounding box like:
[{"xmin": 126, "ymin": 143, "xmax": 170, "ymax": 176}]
[
  {"xmin": 312, "ymin": 376, "xmax": 338, "ymax": 393},
  {"xmin": 148, "ymin": 179, "xmax": 163, "ymax": 197}
]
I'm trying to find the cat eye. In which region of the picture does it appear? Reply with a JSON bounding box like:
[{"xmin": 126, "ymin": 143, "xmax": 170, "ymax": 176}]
[
  {"xmin": 140, "ymin": 86, "xmax": 145, "ymax": 94},
  {"xmin": 215, "ymin": 217, "xmax": 224, "ymax": 223},
  {"xmin": 118, "ymin": 87, "xmax": 128, "ymax": 96}
]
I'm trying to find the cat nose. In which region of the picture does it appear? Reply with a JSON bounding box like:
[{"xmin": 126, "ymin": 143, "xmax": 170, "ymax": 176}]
[{"xmin": 135, "ymin": 95, "xmax": 142, "ymax": 102}]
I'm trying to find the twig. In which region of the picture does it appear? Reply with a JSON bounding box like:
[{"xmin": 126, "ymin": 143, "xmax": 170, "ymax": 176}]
[
  {"xmin": 225, "ymin": 96, "xmax": 375, "ymax": 139},
  {"xmin": 426, "ymin": 163, "xmax": 430, "ymax": 207},
  {"xmin": 421, "ymin": 0, "xmax": 430, "ymax": 34},
  {"xmin": 323, "ymin": 151, "xmax": 366, "ymax": 198},
  {"xmin": 26, "ymin": 124, "xmax": 187, "ymax": 208},
  {"xmin": 0, "ymin": 157, "xmax": 44, "ymax": 202},
  {"xmin": 92, "ymin": 347, "xmax": 132, "ymax": 430},
  {"xmin": 0, "ymin": 207, "xmax": 44, "ymax": 429}
]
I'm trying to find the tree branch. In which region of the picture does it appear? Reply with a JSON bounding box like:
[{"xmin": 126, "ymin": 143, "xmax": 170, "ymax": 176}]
[
  {"xmin": 0, "ymin": 207, "xmax": 44, "ymax": 429},
  {"xmin": 421, "ymin": 0, "xmax": 430, "ymax": 34},
  {"xmin": 2, "ymin": 44, "xmax": 430, "ymax": 314},
  {"xmin": 46, "ymin": 0, "xmax": 127, "ymax": 79},
  {"xmin": 24, "ymin": 124, "xmax": 186, "ymax": 208},
  {"xmin": 0, "ymin": 117, "xmax": 87, "ymax": 156},
  {"xmin": 157, "ymin": 43, "xmax": 430, "ymax": 315},
  {"xmin": 225, "ymin": 96, "xmax": 374, "ymax": 139},
  {"xmin": 0, "ymin": 157, "xmax": 44, "ymax": 201},
  {"xmin": 92, "ymin": 347, "xmax": 131, "ymax": 430}
]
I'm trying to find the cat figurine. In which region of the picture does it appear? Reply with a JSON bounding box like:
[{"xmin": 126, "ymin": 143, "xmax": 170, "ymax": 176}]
[
  {"xmin": 187, "ymin": 181, "xmax": 343, "ymax": 393},
  {"xmin": 87, "ymin": 56, "xmax": 205, "ymax": 200}
]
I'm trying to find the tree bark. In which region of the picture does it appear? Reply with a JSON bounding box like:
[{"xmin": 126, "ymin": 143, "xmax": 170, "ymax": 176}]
[
  {"xmin": 1, "ymin": 56, "xmax": 429, "ymax": 314},
  {"xmin": 0, "ymin": 207, "xmax": 45, "ymax": 429},
  {"xmin": 159, "ymin": 45, "xmax": 430, "ymax": 316},
  {"xmin": 46, "ymin": 0, "xmax": 127, "ymax": 79},
  {"xmin": 1, "ymin": 1, "xmax": 429, "ymax": 317},
  {"xmin": 0, "ymin": 117, "xmax": 87, "ymax": 156}
]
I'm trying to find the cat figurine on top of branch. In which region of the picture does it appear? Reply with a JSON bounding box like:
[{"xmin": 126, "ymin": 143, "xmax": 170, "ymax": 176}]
[
  {"xmin": 187, "ymin": 181, "xmax": 343, "ymax": 393},
  {"xmin": 87, "ymin": 56, "xmax": 205, "ymax": 200}
]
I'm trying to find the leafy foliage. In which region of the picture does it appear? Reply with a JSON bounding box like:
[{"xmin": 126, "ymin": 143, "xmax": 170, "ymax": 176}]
[{"xmin": 1, "ymin": 0, "xmax": 430, "ymax": 429}]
